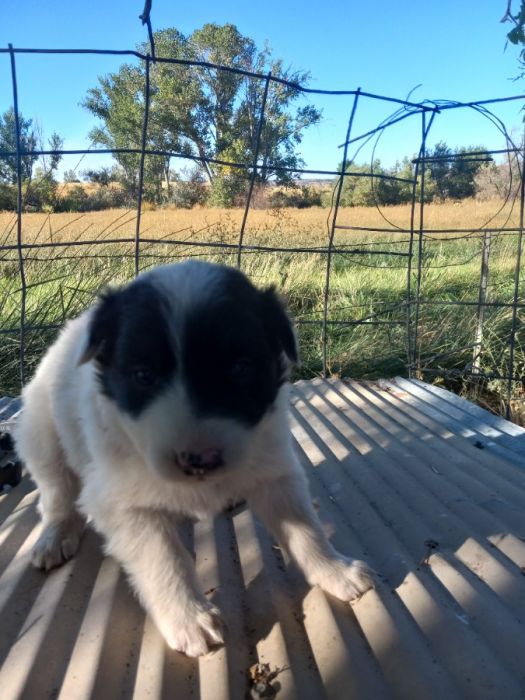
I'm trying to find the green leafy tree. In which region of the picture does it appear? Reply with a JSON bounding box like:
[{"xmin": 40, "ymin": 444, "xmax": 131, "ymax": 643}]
[
  {"xmin": 337, "ymin": 160, "xmax": 408, "ymax": 207},
  {"xmin": 84, "ymin": 62, "xmax": 160, "ymax": 199},
  {"xmin": 83, "ymin": 24, "xmax": 321, "ymax": 206},
  {"xmin": 391, "ymin": 157, "xmax": 418, "ymax": 204},
  {"xmin": 447, "ymin": 146, "xmax": 488, "ymax": 199},
  {"xmin": 0, "ymin": 110, "xmax": 63, "ymax": 211},
  {"xmin": 63, "ymin": 169, "xmax": 81, "ymax": 183},
  {"xmin": 426, "ymin": 141, "xmax": 451, "ymax": 200},
  {"xmin": 504, "ymin": 1, "xmax": 525, "ymax": 75},
  {"xmin": 426, "ymin": 141, "xmax": 491, "ymax": 201},
  {"xmin": 337, "ymin": 162, "xmax": 371, "ymax": 206},
  {"xmin": 44, "ymin": 131, "xmax": 63, "ymax": 177},
  {"xmin": 26, "ymin": 130, "xmax": 64, "ymax": 211},
  {"xmin": 0, "ymin": 108, "xmax": 38, "ymax": 184},
  {"xmin": 82, "ymin": 167, "xmax": 113, "ymax": 187},
  {"xmin": 171, "ymin": 167, "xmax": 207, "ymax": 208}
]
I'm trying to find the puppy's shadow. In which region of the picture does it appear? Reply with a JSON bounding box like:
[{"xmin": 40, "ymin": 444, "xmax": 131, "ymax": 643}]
[{"xmin": 209, "ymin": 507, "xmax": 318, "ymax": 675}]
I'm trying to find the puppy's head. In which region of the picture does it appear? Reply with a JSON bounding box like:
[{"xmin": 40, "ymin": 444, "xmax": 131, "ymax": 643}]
[{"xmin": 80, "ymin": 261, "xmax": 297, "ymax": 481}]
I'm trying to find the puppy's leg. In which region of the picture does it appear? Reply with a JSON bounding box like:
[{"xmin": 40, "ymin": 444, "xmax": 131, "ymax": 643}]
[
  {"xmin": 88, "ymin": 506, "xmax": 224, "ymax": 657},
  {"xmin": 248, "ymin": 473, "xmax": 373, "ymax": 601},
  {"xmin": 14, "ymin": 404, "xmax": 85, "ymax": 571}
]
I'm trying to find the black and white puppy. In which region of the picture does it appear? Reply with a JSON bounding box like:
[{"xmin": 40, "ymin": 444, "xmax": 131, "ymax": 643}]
[{"xmin": 14, "ymin": 260, "xmax": 373, "ymax": 657}]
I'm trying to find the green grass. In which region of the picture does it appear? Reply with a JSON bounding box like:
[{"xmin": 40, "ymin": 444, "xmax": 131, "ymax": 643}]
[{"xmin": 1, "ymin": 204, "xmax": 523, "ymax": 421}]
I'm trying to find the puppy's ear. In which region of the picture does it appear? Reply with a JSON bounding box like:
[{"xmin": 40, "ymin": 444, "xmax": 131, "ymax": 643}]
[
  {"xmin": 78, "ymin": 290, "xmax": 122, "ymax": 366},
  {"xmin": 259, "ymin": 286, "xmax": 298, "ymax": 365}
]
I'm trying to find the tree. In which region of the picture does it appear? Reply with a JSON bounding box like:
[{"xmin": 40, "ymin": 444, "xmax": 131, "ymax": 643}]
[
  {"xmin": 337, "ymin": 160, "xmax": 409, "ymax": 207},
  {"xmin": 426, "ymin": 141, "xmax": 452, "ymax": 200},
  {"xmin": 0, "ymin": 109, "xmax": 63, "ymax": 211},
  {"xmin": 391, "ymin": 157, "xmax": 417, "ymax": 204},
  {"xmin": 331, "ymin": 146, "xmax": 490, "ymax": 208},
  {"xmin": 499, "ymin": 2, "xmax": 525, "ymax": 85},
  {"xmin": 504, "ymin": 2, "xmax": 525, "ymax": 73},
  {"xmin": 426, "ymin": 142, "xmax": 491, "ymax": 201},
  {"xmin": 63, "ymin": 169, "xmax": 81, "ymax": 183},
  {"xmin": 24, "ymin": 127, "xmax": 64, "ymax": 211},
  {"xmin": 35, "ymin": 125, "xmax": 63, "ymax": 180},
  {"xmin": 83, "ymin": 24, "xmax": 321, "ymax": 206},
  {"xmin": 448, "ymin": 146, "xmax": 489, "ymax": 199},
  {"xmin": 82, "ymin": 167, "xmax": 113, "ymax": 187},
  {"xmin": 0, "ymin": 108, "xmax": 38, "ymax": 184},
  {"xmin": 170, "ymin": 167, "xmax": 207, "ymax": 208},
  {"xmin": 474, "ymin": 153, "xmax": 520, "ymax": 200}
]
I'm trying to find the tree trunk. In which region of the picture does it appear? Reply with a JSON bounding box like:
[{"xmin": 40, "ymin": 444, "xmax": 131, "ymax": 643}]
[
  {"xmin": 196, "ymin": 143, "xmax": 214, "ymax": 183},
  {"xmin": 164, "ymin": 159, "xmax": 171, "ymax": 199}
]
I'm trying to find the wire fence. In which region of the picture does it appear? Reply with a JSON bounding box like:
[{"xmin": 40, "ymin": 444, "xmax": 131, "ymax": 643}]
[{"xmin": 1, "ymin": 3, "xmax": 525, "ymax": 419}]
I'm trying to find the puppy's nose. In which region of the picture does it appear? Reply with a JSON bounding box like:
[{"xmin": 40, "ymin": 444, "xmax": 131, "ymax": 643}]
[{"xmin": 175, "ymin": 449, "xmax": 224, "ymax": 472}]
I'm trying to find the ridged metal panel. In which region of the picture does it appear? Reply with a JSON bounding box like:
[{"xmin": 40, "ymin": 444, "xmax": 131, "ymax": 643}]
[{"xmin": 0, "ymin": 379, "xmax": 524, "ymax": 699}]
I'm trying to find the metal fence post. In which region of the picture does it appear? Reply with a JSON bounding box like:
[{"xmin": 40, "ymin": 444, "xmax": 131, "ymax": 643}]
[
  {"xmin": 134, "ymin": 54, "xmax": 151, "ymax": 277},
  {"xmin": 412, "ymin": 111, "xmax": 427, "ymax": 377},
  {"xmin": 506, "ymin": 130, "xmax": 525, "ymax": 418},
  {"xmin": 408, "ymin": 109, "xmax": 436, "ymax": 377},
  {"xmin": 472, "ymin": 230, "xmax": 491, "ymax": 376},
  {"xmin": 237, "ymin": 72, "xmax": 272, "ymax": 269},
  {"xmin": 322, "ymin": 89, "xmax": 361, "ymax": 377},
  {"xmin": 9, "ymin": 44, "xmax": 27, "ymax": 388}
]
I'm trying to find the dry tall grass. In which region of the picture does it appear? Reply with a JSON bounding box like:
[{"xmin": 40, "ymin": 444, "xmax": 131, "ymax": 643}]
[
  {"xmin": 1, "ymin": 198, "xmax": 523, "ymax": 420},
  {"xmin": 1, "ymin": 197, "xmax": 521, "ymax": 247},
  {"xmin": 0, "ymin": 205, "xmax": 331, "ymax": 248}
]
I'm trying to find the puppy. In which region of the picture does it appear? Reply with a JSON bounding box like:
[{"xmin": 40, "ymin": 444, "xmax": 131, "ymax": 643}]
[{"xmin": 14, "ymin": 260, "xmax": 373, "ymax": 657}]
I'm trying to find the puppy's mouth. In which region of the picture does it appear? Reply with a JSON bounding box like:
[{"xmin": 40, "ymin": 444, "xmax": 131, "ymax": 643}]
[
  {"xmin": 174, "ymin": 451, "xmax": 225, "ymax": 479},
  {"xmin": 182, "ymin": 465, "xmax": 222, "ymax": 478}
]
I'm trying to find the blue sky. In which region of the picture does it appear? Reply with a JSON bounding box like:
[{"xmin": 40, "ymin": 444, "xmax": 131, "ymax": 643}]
[{"xmin": 1, "ymin": 1, "xmax": 523, "ymax": 178}]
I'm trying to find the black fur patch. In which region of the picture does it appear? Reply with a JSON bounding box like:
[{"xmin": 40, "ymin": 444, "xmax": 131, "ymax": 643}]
[
  {"xmin": 86, "ymin": 264, "xmax": 297, "ymax": 425},
  {"xmin": 86, "ymin": 280, "xmax": 176, "ymax": 417},
  {"xmin": 183, "ymin": 266, "xmax": 297, "ymax": 426}
]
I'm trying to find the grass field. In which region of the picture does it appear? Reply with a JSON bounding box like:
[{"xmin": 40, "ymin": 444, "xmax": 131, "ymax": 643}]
[{"xmin": 1, "ymin": 198, "xmax": 524, "ymax": 419}]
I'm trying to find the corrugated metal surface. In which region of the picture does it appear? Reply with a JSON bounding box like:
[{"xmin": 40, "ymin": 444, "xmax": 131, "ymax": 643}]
[{"xmin": 1, "ymin": 378, "xmax": 524, "ymax": 700}]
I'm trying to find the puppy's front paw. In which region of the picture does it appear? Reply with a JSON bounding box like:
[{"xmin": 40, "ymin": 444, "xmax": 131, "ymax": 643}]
[
  {"xmin": 32, "ymin": 515, "xmax": 84, "ymax": 571},
  {"xmin": 160, "ymin": 602, "xmax": 225, "ymax": 657},
  {"xmin": 313, "ymin": 557, "xmax": 374, "ymax": 602}
]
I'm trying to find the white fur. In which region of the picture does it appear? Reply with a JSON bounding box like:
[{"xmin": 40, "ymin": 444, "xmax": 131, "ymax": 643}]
[{"xmin": 14, "ymin": 262, "xmax": 373, "ymax": 657}]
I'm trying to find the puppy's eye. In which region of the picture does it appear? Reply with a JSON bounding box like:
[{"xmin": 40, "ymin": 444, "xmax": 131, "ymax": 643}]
[
  {"xmin": 230, "ymin": 358, "xmax": 255, "ymax": 382},
  {"xmin": 133, "ymin": 367, "xmax": 156, "ymax": 387}
]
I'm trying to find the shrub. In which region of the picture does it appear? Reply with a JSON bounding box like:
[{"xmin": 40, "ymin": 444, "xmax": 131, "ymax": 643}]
[
  {"xmin": 207, "ymin": 174, "xmax": 247, "ymax": 208},
  {"xmin": 0, "ymin": 183, "xmax": 16, "ymax": 210},
  {"xmin": 170, "ymin": 179, "xmax": 207, "ymax": 208},
  {"xmin": 24, "ymin": 175, "xmax": 59, "ymax": 211},
  {"xmin": 57, "ymin": 185, "xmax": 129, "ymax": 212},
  {"xmin": 269, "ymin": 184, "xmax": 323, "ymax": 209},
  {"xmin": 58, "ymin": 185, "xmax": 90, "ymax": 212}
]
